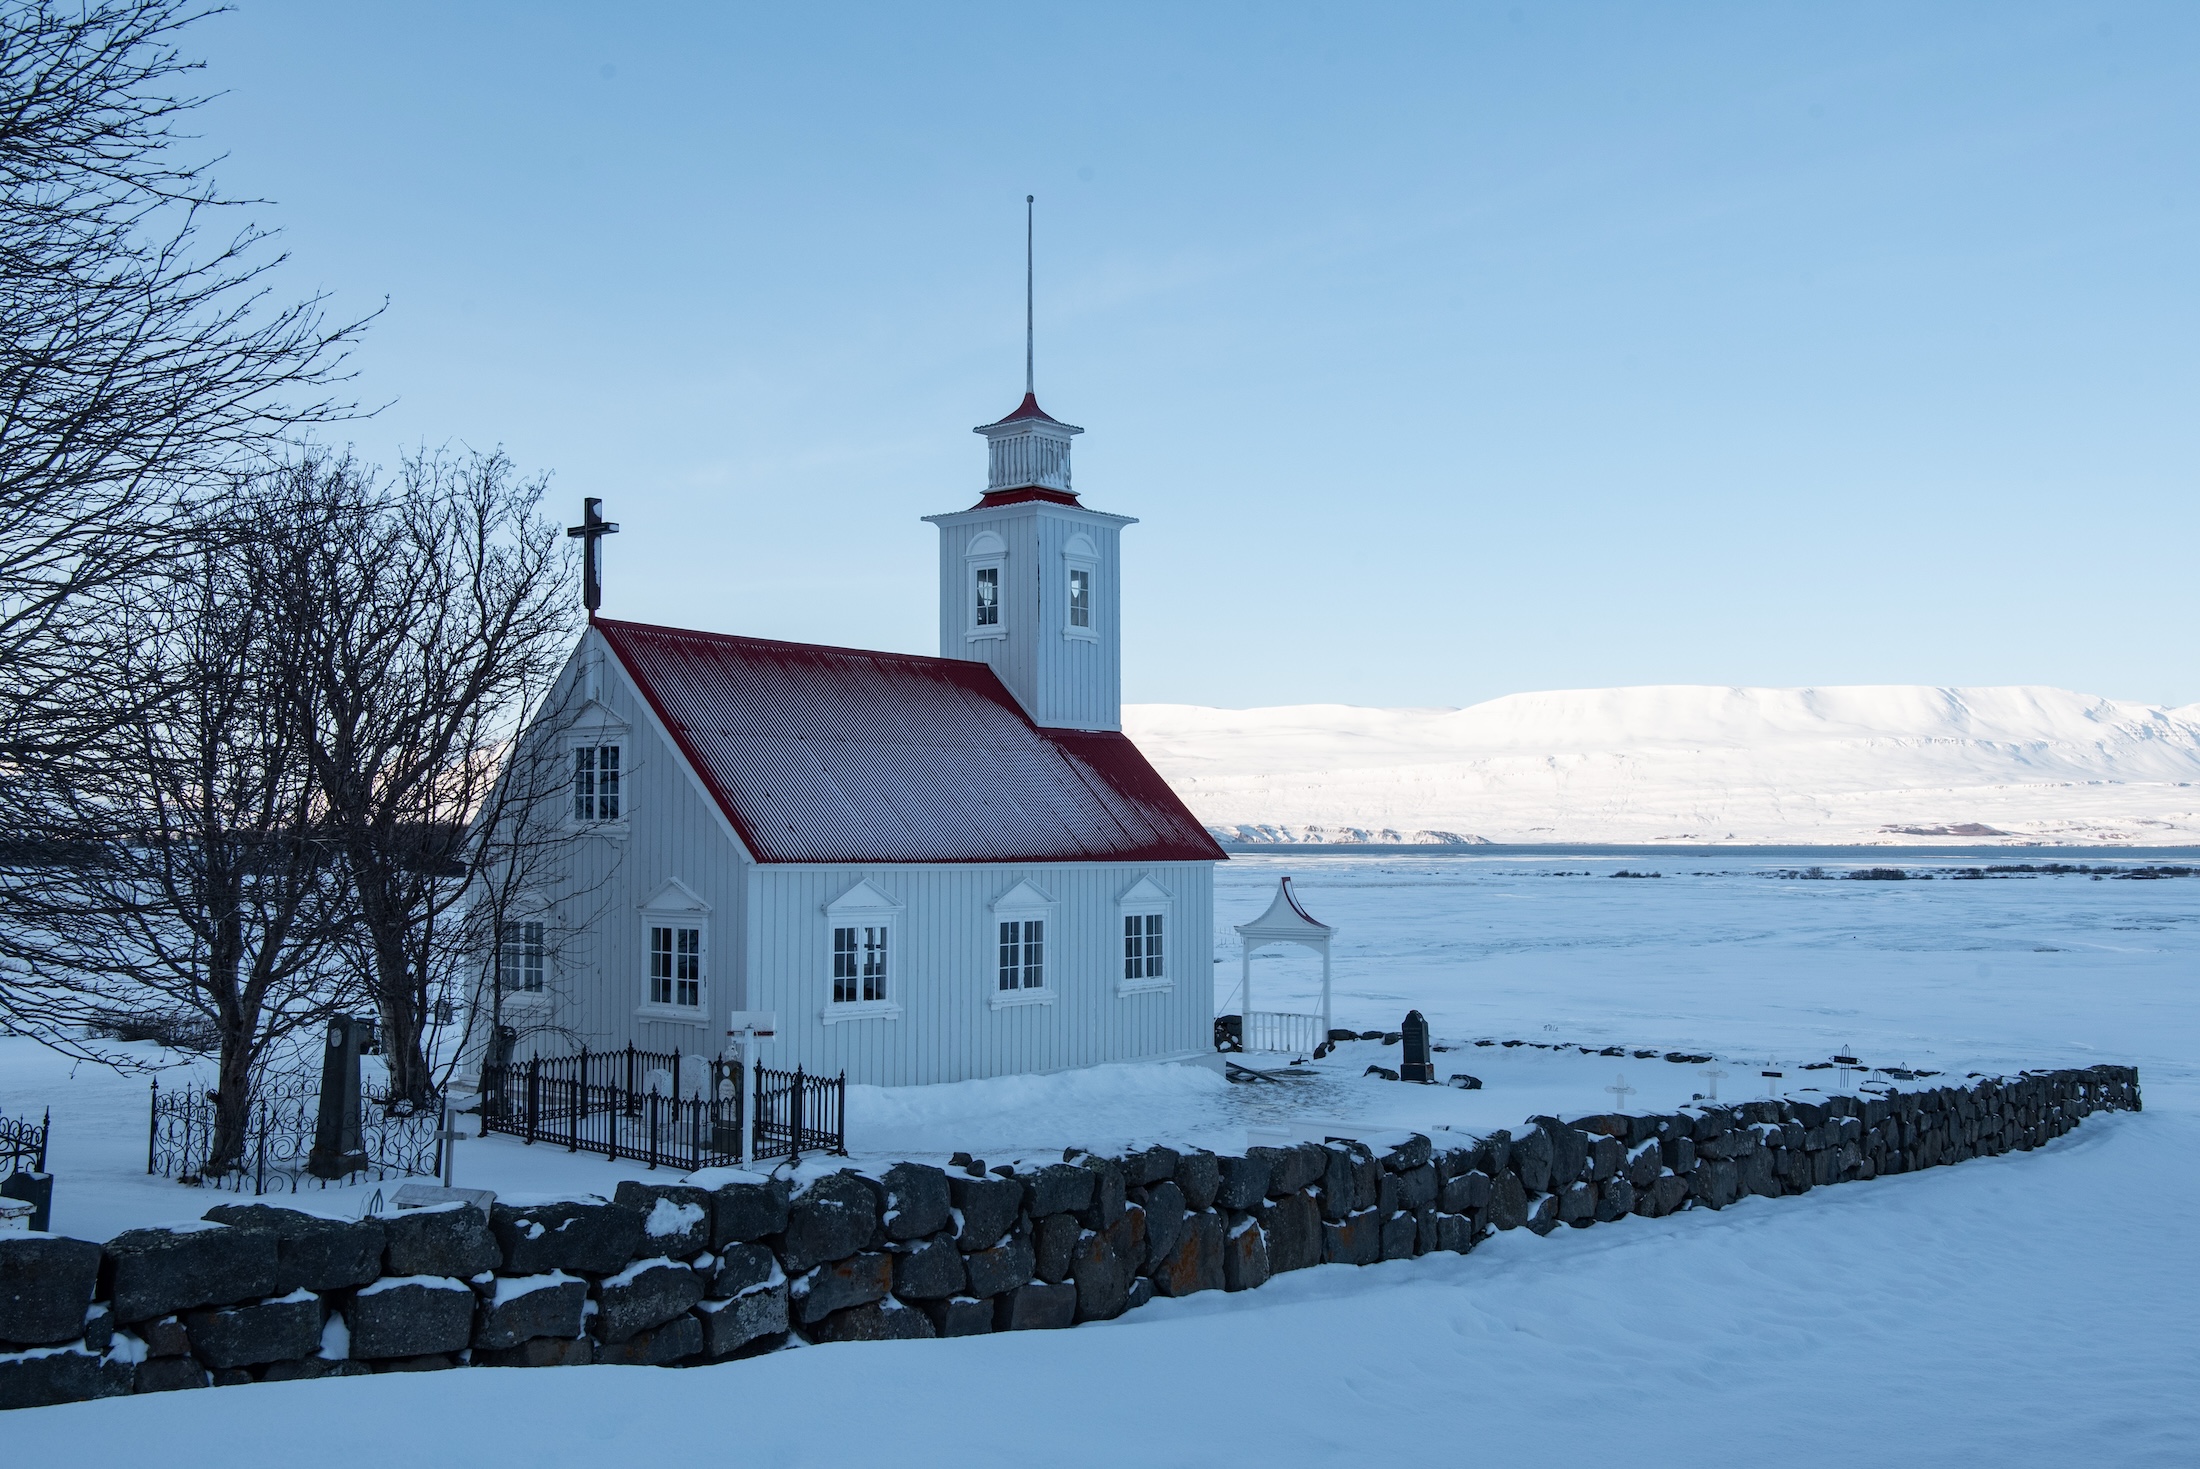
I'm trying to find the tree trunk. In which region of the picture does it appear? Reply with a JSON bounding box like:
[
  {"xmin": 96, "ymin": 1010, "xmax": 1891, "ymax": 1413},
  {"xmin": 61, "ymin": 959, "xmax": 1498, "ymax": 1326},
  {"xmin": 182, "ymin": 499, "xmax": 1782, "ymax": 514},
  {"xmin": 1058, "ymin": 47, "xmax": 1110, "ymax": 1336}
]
[{"xmin": 207, "ymin": 1026, "xmax": 257, "ymax": 1178}]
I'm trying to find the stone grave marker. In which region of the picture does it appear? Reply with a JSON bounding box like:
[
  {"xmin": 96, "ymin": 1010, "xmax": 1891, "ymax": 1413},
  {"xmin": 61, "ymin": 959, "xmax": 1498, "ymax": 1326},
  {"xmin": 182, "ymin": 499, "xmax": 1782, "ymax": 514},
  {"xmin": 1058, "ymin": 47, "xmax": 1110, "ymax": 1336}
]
[
  {"xmin": 1398, "ymin": 1011, "xmax": 1436, "ymax": 1083},
  {"xmin": 308, "ymin": 1015, "xmax": 369, "ymax": 1179}
]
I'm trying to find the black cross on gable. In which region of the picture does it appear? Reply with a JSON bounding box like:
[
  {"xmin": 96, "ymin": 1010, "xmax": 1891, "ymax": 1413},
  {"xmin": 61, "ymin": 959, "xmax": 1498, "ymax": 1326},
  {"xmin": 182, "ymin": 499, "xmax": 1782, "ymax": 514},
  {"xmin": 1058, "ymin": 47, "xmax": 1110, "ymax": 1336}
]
[{"xmin": 566, "ymin": 497, "xmax": 620, "ymax": 613}]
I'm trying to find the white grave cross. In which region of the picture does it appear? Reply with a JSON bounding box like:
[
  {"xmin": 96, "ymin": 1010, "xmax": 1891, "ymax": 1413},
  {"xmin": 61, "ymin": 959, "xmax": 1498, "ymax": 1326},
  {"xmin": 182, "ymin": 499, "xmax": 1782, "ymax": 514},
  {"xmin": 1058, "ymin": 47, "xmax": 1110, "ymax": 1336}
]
[
  {"xmin": 1606, "ymin": 1074, "xmax": 1636, "ymax": 1111},
  {"xmin": 1700, "ymin": 1065, "xmax": 1729, "ymax": 1101}
]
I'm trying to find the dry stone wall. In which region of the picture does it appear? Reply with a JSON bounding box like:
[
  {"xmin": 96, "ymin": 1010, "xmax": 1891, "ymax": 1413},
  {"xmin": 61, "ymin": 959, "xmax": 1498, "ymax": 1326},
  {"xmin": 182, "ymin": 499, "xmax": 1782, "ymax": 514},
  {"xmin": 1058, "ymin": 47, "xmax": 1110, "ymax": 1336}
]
[{"xmin": 0, "ymin": 1064, "xmax": 2142, "ymax": 1410}]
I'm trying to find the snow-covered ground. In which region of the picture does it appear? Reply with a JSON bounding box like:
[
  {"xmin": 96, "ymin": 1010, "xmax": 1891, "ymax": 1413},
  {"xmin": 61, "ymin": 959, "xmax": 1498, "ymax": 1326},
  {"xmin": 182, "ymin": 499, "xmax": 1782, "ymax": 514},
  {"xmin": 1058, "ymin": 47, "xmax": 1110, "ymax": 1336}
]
[
  {"xmin": 1126, "ymin": 684, "xmax": 2200, "ymax": 845},
  {"xmin": 7, "ymin": 849, "xmax": 2196, "ymax": 1459}
]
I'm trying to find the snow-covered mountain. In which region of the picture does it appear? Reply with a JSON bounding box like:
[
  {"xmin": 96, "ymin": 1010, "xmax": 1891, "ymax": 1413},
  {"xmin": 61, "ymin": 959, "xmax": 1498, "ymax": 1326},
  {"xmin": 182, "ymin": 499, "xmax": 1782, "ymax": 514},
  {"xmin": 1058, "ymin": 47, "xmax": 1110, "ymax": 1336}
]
[{"xmin": 1123, "ymin": 685, "xmax": 2200, "ymax": 846}]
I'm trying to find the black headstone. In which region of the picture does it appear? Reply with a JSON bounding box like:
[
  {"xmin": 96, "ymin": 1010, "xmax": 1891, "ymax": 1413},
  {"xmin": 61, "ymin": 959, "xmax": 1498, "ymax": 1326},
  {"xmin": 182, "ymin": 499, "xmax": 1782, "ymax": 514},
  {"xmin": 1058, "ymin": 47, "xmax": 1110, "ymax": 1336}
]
[
  {"xmin": 1, "ymin": 1169, "xmax": 52, "ymax": 1232},
  {"xmin": 1399, "ymin": 1010, "xmax": 1436, "ymax": 1083},
  {"xmin": 308, "ymin": 1015, "xmax": 369, "ymax": 1179}
]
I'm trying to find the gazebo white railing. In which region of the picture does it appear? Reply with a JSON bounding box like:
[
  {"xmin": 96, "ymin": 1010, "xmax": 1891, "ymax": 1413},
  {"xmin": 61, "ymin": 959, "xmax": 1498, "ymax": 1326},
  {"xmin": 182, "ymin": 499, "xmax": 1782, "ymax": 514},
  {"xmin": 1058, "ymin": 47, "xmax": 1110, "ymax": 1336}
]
[{"xmin": 1234, "ymin": 876, "xmax": 1333, "ymax": 1058}]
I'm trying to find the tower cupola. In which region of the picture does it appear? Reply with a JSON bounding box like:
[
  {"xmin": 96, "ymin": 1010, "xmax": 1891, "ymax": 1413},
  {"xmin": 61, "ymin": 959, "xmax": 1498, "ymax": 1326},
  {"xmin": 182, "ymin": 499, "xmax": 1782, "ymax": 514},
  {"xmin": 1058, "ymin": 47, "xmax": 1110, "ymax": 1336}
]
[{"xmin": 975, "ymin": 394, "xmax": 1083, "ymax": 502}]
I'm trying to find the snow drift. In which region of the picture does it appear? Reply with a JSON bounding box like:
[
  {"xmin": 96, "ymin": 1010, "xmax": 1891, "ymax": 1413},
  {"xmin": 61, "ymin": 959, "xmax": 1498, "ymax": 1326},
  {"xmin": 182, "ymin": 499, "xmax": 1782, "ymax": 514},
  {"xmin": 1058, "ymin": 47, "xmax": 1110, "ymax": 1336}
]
[{"xmin": 1123, "ymin": 685, "xmax": 2200, "ymax": 845}]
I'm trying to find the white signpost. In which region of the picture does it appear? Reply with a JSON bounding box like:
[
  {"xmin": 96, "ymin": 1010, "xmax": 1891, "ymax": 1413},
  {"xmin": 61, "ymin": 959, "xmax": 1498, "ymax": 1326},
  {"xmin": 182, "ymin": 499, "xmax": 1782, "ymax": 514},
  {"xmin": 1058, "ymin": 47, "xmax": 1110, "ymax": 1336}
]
[{"xmin": 725, "ymin": 1011, "xmax": 777, "ymax": 1169}]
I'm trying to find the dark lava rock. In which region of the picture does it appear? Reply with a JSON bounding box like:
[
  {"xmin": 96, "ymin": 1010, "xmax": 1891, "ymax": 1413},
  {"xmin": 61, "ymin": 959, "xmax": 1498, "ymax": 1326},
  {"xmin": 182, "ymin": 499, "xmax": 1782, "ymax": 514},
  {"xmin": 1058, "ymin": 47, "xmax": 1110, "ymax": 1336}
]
[
  {"xmin": 879, "ymin": 1162, "xmax": 953, "ymax": 1241},
  {"xmin": 709, "ymin": 1176, "xmax": 793, "ymax": 1249},
  {"xmin": 810, "ymin": 1298, "xmax": 937, "ymax": 1342},
  {"xmin": 103, "ymin": 1225, "xmax": 279, "ymax": 1325},
  {"xmin": 961, "ymin": 1235, "xmax": 1036, "ymax": 1299},
  {"xmin": 612, "ymin": 1182, "xmax": 712, "ymax": 1260},
  {"xmin": 202, "ymin": 1205, "xmax": 384, "ymax": 1294},
  {"xmin": 0, "ymin": 1347, "xmax": 134, "ymax": 1410},
  {"xmin": 382, "ymin": 1204, "xmax": 499, "ymax": 1279},
  {"xmin": 1023, "ymin": 1163, "xmax": 1096, "ymax": 1218},
  {"xmin": 780, "ymin": 1173, "xmax": 881, "ymax": 1273},
  {"xmin": 593, "ymin": 1259, "xmax": 703, "ymax": 1343},
  {"xmin": 1173, "ymin": 1150, "xmax": 1222, "ymax": 1211},
  {"xmin": 922, "ymin": 1296, "xmax": 995, "ymax": 1337},
  {"xmin": 474, "ymin": 1336, "xmax": 594, "ymax": 1368},
  {"xmin": 696, "ymin": 1283, "xmax": 787, "ymax": 1358},
  {"xmin": 1151, "ymin": 1210, "xmax": 1225, "ymax": 1297},
  {"xmin": 949, "ymin": 1172, "xmax": 1024, "ymax": 1250},
  {"xmin": 890, "ymin": 1237, "xmax": 967, "ymax": 1301},
  {"xmin": 993, "ymin": 1281, "xmax": 1076, "ymax": 1331},
  {"xmin": 793, "ymin": 1252, "xmax": 891, "ymax": 1327},
  {"xmin": 346, "ymin": 1278, "xmax": 476, "ymax": 1360},
  {"xmin": 707, "ymin": 1241, "xmax": 779, "ymax": 1299},
  {"xmin": 470, "ymin": 1275, "xmax": 589, "ymax": 1354},
  {"xmin": 597, "ymin": 1313, "xmax": 703, "ymax": 1366},
  {"xmin": 0, "ymin": 1233, "xmax": 103, "ymax": 1345},
  {"xmin": 182, "ymin": 1293, "xmax": 325, "ymax": 1368},
  {"xmin": 490, "ymin": 1199, "xmax": 644, "ymax": 1276}
]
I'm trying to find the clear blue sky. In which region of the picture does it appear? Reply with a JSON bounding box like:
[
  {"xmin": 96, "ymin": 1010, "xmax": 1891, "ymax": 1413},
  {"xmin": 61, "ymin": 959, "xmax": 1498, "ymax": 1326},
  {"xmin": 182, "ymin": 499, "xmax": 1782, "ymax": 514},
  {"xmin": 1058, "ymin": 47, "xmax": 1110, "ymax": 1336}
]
[{"xmin": 195, "ymin": 3, "xmax": 2198, "ymax": 710}]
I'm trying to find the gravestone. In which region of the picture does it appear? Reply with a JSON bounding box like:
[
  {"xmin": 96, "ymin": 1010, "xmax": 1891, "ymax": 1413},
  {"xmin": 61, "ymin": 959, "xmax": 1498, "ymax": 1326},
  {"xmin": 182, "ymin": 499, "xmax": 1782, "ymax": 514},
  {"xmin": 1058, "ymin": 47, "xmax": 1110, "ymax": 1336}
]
[
  {"xmin": 1, "ymin": 1170, "xmax": 52, "ymax": 1232},
  {"xmin": 1399, "ymin": 1011, "xmax": 1436, "ymax": 1083},
  {"xmin": 307, "ymin": 1015, "xmax": 369, "ymax": 1179}
]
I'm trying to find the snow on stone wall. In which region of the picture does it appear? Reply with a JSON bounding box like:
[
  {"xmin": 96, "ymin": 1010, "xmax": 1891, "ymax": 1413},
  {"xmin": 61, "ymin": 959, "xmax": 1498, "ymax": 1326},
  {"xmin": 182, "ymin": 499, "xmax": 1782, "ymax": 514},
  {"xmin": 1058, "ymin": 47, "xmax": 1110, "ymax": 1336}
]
[{"xmin": 0, "ymin": 1064, "xmax": 2142, "ymax": 1409}]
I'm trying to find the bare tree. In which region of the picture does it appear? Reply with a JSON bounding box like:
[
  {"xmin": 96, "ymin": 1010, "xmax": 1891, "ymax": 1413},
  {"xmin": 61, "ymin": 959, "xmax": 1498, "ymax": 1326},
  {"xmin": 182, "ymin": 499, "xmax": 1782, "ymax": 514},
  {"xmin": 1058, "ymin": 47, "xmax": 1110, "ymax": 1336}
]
[
  {"xmin": 0, "ymin": 493, "xmax": 350, "ymax": 1171},
  {"xmin": 270, "ymin": 449, "xmax": 578, "ymax": 1101},
  {"xmin": 0, "ymin": 1, "xmax": 367, "ymax": 1009}
]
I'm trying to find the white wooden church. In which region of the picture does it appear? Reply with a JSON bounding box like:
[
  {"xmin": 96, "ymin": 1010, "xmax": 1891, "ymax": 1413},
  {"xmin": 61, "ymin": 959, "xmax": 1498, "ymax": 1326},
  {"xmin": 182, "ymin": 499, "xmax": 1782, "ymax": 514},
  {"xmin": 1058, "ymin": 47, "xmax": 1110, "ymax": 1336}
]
[{"xmin": 480, "ymin": 382, "xmax": 1227, "ymax": 1086}]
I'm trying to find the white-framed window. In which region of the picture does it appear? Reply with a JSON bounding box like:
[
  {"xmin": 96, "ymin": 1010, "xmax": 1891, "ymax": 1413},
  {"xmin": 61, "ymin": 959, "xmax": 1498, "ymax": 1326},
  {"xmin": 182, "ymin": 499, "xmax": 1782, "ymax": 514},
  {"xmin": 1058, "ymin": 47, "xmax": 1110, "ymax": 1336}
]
[
  {"xmin": 573, "ymin": 743, "xmax": 622, "ymax": 822},
  {"xmin": 823, "ymin": 879, "xmax": 903, "ymax": 1023},
  {"xmin": 497, "ymin": 919, "xmax": 546, "ymax": 993},
  {"xmin": 1116, "ymin": 875, "xmax": 1173, "ymax": 994},
  {"xmin": 649, "ymin": 924, "xmax": 702, "ymax": 1008},
  {"xmin": 998, "ymin": 918, "xmax": 1044, "ymax": 990},
  {"xmin": 990, "ymin": 880, "xmax": 1057, "ymax": 1008},
  {"xmin": 1123, "ymin": 913, "xmax": 1162, "ymax": 981},
  {"xmin": 1062, "ymin": 533, "xmax": 1098, "ymax": 641},
  {"xmin": 637, "ymin": 879, "xmax": 709, "ymax": 1023},
  {"xmin": 964, "ymin": 531, "xmax": 1007, "ymax": 641},
  {"xmin": 833, "ymin": 924, "xmax": 889, "ymax": 1003}
]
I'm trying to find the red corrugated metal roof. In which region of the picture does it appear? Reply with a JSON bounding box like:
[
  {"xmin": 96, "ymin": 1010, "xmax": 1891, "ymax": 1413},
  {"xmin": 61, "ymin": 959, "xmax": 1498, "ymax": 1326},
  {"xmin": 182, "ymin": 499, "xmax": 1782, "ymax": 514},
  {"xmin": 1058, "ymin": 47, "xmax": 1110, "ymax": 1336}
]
[{"xmin": 594, "ymin": 619, "xmax": 1227, "ymax": 866}]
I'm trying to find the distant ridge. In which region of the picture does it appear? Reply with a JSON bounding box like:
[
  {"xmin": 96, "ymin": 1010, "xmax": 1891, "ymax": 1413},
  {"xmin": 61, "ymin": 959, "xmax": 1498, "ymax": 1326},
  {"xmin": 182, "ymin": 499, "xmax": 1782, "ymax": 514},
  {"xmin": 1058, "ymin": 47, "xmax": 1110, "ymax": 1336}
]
[{"xmin": 1125, "ymin": 685, "xmax": 2200, "ymax": 846}]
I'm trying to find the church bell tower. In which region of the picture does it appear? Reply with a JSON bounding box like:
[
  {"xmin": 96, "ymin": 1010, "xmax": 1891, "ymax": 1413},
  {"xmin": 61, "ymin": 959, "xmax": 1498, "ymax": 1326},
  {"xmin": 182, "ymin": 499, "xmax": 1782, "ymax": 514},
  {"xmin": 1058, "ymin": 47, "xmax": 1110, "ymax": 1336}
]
[
  {"xmin": 923, "ymin": 392, "xmax": 1133, "ymax": 731},
  {"xmin": 925, "ymin": 199, "xmax": 1133, "ymax": 731}
]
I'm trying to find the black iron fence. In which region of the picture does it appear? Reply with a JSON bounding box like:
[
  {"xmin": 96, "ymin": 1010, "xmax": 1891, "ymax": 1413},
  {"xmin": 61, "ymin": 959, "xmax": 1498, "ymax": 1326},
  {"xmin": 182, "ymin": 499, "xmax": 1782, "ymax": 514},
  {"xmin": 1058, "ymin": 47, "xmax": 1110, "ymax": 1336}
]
[
  {"xmin": 1, "ymin": 1108, "xmax": 48, "ymax": 1174},
  {"xmin": 480, "ymin": 1044, "xmax": 845, "ymax": 1169},
  {"xmin": 146, "ymin": 1076, "xmax": 442, "ymax": 1196}
]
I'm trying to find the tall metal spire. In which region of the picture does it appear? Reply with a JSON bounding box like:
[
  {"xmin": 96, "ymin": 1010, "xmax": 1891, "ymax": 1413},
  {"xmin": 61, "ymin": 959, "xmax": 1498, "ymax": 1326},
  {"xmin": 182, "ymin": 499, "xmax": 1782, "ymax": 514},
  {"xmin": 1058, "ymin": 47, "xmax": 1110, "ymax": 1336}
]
[{"xmin": 1024, "ymin": 194, "xmax": 1035, "ymax": 397}]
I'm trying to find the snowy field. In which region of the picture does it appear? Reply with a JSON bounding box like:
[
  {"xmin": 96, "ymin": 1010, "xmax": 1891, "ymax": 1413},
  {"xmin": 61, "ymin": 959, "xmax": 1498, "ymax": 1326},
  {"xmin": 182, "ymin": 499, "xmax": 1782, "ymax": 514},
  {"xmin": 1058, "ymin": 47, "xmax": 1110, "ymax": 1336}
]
[
  {"xmin": 6, "ymin": 848, "xmax": 2197, "ymax": 1461},
  {"xmin": 1127, "ymin": 684, "xmax": 2200, "ymax": 844}
]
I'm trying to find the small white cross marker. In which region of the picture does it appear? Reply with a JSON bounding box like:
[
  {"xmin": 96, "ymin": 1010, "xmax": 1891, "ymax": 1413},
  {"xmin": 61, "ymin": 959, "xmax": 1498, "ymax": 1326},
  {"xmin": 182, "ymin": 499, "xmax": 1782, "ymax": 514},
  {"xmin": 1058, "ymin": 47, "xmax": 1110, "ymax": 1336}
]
[
  {"xmin": 1606, "ymin": 1073, "xmax": 1636, "ymax": 1110},
  {"xmin": 1700, "ymin": 1065, "xmax": 1729, "ymax": 1101}
]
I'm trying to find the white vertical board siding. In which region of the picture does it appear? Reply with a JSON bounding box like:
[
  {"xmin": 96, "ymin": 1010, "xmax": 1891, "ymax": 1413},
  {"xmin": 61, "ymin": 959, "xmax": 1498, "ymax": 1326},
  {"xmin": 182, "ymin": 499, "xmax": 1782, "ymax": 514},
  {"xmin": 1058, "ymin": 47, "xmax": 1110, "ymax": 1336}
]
[
  {"xmin": 928, "ymin": 501, "xmax": 1131, "ymax": 731},
  {"xmin": 750, "ymin": 860, "xmax": 1213, "ymax": 1086},
  {"xmin": 507, "ymin": 628, "xmax": 753, "ymax": 1063},
  {"xmin": 1031, "ymin": 506, "xmax": 1122, "ymax": 731}
]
